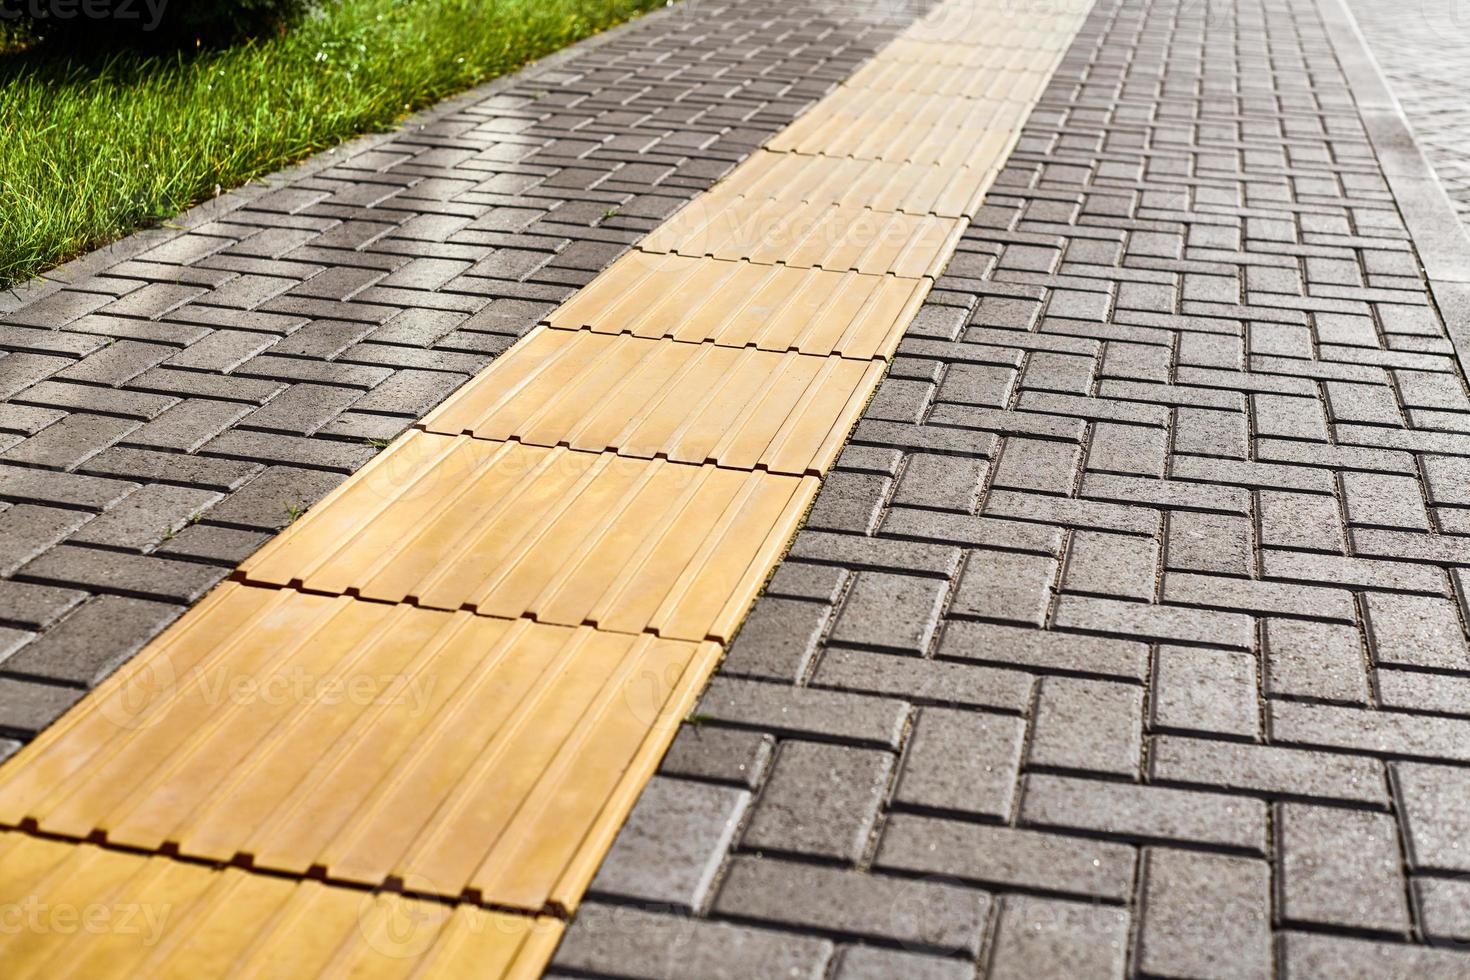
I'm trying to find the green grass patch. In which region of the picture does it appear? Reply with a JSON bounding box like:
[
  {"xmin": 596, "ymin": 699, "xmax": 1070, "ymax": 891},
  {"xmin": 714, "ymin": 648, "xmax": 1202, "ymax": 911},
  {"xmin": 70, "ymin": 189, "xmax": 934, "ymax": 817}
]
[{"xmin": 0, "ymin": 0, "xmax": 668, "ymax": 289}]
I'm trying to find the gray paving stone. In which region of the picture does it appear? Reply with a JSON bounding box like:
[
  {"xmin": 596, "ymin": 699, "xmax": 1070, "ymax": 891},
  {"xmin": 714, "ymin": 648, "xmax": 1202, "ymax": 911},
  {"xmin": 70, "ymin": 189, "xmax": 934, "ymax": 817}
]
[
  {"xmin": 67, "ymin": 484, "xmax": 221, "ymax": 552},
  {"xmin": 1028, "ymin": 676, "xmax": 1142, "ymax": 777},
  {"xmin": 1278, "ymin": 803, "xmax": 1410, "ymax": 934},
  {"xmin": 0, "ymin": 595, "xmax": 182, "ymax": 687},
  {"xmin": 1150, "ymin": 736, "xmax": 1387, "ymax": 806},
  {"xmin": 1062, "ymin": 530, "xmax": 1158, "ymax": 601},
  {"xmin": 1151, "ymin": 646, "xmax": 1260, "ymax": 739},
  {"xmin": 989, "ymin": 895, "xmax": 1129, "ymax": 980},
  {"xmin": 553, "ymin": 903, "xmax": 833, "ymax": 980},
  {"xmin": 892, "ymin": 708, "xmax": 1023, "ymax": 820},
  {"xmin": 697, "ymin": 678, "xmax": 908, "ymax": 749},
  {"xmin": 0, "ymin": 504, "xmax": 95, "ymax": 577},
  {"xmin": 713, "ymin": 858, "xmax": 988, "ymax": 956},
  {"xmin": 1020, "ymin": 774, "xmax": 1267, "ymax": 853},
  {"xmin": 1281, "ymin": 932, "xmax": 1470, "ymax": 978},
  {"xmin": 938, "ymin": 621, "xmax": 1150, "ymax": 681},
  {"xmin": 834, "ymin": 945, "xmax": 973, "ymax": 980},
  {"xmin": 949, "ymin": 550, "xmax": 1057, "ymax": 626},
  {"xmin": 16, "ymin": 545, "xmax": 226, "ymax": 604},
  {"xmin": 0, "ymin": 413, "xmax": 138, "ymax": 470},
  {"xmin": 1051, "ymin": 595, "xmax": 1255, "ymax": 651},
  {"xmin": 1262, "ymin": 618, "xmax": 1369, "ymax": 704},
  {"xmin": 1414, "ymin": 877, "xmax": 1470, "ymax": 944},
  {"xmin": 1393, "ymin": 762, "xmax": 1470, "ymax": 873},
  {"xmin": 1363, "ymin": 592, "xmax": 1470, "ymax": 670},
  {"xmin": 82, "ymin": 446, "xmax": 261, "ymax": 491},
  {"xmin": 810, "ymin": 648, "xmax": 1033, "ymax": 713},
  {"xmin": 828, "ymin": 571, "xmax": 947, "ymax": 654},
  {"xmin": 154, "ymin": 524, "xmax": 271, "ymax": 565},
  {"xmin": 1137, "ymin": 848, "xmax": 1271, "ymax": 980},
  {"xmin": 0, "ymin": 579, "xmax": 87, "ymax": 631},
  {"xmin": 742, "ymin": 740, "xmax": 891, "ymax": 863},
  {"xmin": 659, "ymin": 727, "xmax": 773, "ymax": 790},
  {"xmin": 589, "ymin": 776, "xmax": 748, "ymax": 911},
  {"xmin": 721, "ymin": 597, "xmax": 828, "ymax": 682},
  {"xmin": 0, "ymin": 677, "xmax": 82, "ymax": 736}
]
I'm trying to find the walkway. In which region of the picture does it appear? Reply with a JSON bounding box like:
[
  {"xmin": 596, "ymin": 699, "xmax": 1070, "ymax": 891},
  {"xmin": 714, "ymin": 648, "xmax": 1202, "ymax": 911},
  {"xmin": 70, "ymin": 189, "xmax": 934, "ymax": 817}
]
[{"xmin": 2, "ymin": 0, "xmax": 1470, "ymax": 974}]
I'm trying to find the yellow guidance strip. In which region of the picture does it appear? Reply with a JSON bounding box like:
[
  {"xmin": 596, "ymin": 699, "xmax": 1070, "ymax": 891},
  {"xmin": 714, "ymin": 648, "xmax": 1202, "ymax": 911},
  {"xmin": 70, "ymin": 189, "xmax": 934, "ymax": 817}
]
[
  {"xmin": 0, "ymin": 586, "xmax": 717, "ymax": 913},
  {"xmin": 237, "ymin": 435, "xmax": 816, "ymax": 640},
  {"xmin": 0, "ymin": 0, "xmax": 1092, "ymax": 973},
  {"xmin": 546, "ymin": 254, "xmax": 929, "ymax": 358},
  {"xmin": 638, "ymin": 197, "xmax": 965, "ymax": 275},
  {"xmin": 707, "ymin": 152, "xmax": 997, "ymax": 218},
  {"xmin": 419, "ymin": 328, "xmax": 884, "ymax": 475},
  {"xmin": 0, "ymin": 831, "xmax": 561, "ymax": 979}
]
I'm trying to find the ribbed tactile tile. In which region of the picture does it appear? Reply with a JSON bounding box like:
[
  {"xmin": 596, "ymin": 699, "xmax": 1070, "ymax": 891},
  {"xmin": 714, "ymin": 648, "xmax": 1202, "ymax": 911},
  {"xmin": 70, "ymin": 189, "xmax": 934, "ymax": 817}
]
[
  {"xmin": 0, "ymin": 586, "xmax": 719, "ymax": 914},
  {"xmin": 844, "ymin": 57, "xmax": 1052, "ymax": 100},
  {"xmin": 0, "ymin": 831, "xmax": 562, "ymax": 977},
  {"xmin": 708, "ymin": 150, "xmax": 998, "ymax": 218},
  {"xmin": 876, "ymin": 38, "xmax": 1064, "ymax": 68},
  {"xmin": 239, "ymin": 432, "xmax": 816, "ymax": 641},
  {"xmin": 638, "ymin": 197, "xmax": 964, "ymax": 276},
  {"xmin": 766, "ymin": 93, "xmax": 1024, "ymax": 168},
  {"xmin": 420, "ymin": 327, "xmax": 882, "ymax": 475},
  {"xmin": 547, "ymin": 253, "xmax": 929, "ymax": 358},
  {"xmin": 904, "ymin": 7, "xmax": 1085, "ymax": 48}
]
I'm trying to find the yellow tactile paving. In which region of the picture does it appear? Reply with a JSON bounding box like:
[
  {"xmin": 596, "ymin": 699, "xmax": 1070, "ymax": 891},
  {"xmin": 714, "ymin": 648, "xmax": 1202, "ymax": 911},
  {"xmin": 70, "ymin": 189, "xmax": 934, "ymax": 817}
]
[
  {"xmin": 238, "ymin": 432, "xmax": 816, "ymax": 641},
  {"xmin": 0, "ymin": 587, "xmax": 717, "ymax": 914},
  {"xmin": 844, "ymin": 57, "xmax": 1052, "ymax": 101},
  {"xmin": 767, "ymin": 96, "xmax": 1026, "ymax": 168},
  {"xmin": 874, "ymin": 38, "xmax": 1062, "ymax": 70},
  {"xmin": 547, "ymin": 252, "xmax": 929, "ymax": 357},
  {"xmin": 707, "ymin": 149, "xmax": 998, "ymax": 218},
  {"xmin": 0, "ymin": 831, "xmax": 562, "ymax": 978},
  {"xmin": 638, "ymin": 197, "xmax": 965, "ymax": 276},
  {"xmin": 0, "ymin": 1, "xmax": 1091, "ymax": 974},
  {"xmin": 419, "ymin": 328, "xmax": 883, "ymax": 475}
]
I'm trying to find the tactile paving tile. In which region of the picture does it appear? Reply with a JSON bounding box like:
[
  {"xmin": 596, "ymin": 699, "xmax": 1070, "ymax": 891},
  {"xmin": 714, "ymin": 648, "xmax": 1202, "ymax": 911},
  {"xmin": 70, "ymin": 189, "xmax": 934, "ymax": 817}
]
[
  {"xmin": 903, "ymin": 6, "xmax": 1089, "ymax": 48},
  {"xmin": 873, "ymin": 38, "xmax": 1064, "ymax": 70},
  {"xmin": 708, "ymin": 150, "xmax": 998, "ymax": 218},
  {"xmin": 638, "ymin": 197, "xmax": 965, "ymax": 277},
  {"xmin": 766, "ymin": 92, "xmax": 1026, "ymax": 168},
  {"xmin": 0, "ymin": 587, "xmax": 719, "ymax": 914},
  {"xmin": 0, "ymin": 831, "xmax": 562, "ymax": 977},
  {"xmin": 238, "ymin": 432, "xmax": 816, "ymax": 640},
  {"xmin": 419, "ymin": 328, "xmax": 883, "ymax": 476},
  {"xmin": 844, "ymin": 57, "xmax": 1053, "ymax": 101},
  {"xmin": 547, "ymin": 252, "xmax": 930, "ymax": 358}
]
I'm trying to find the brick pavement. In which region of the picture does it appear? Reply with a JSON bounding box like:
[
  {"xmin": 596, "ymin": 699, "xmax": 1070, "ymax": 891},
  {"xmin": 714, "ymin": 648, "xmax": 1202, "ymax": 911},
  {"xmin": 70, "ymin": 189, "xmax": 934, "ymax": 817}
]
[
  {"xmin": 1347, "ymin": 0, "xmax": 1470, "ymax": 221},
  {"xmin": 0, "ymin": 0, "xmax": 927, "ymax": 747},
  {"xmin": 554, "ymin": 0, "xmax": 1470, "ymax": 974}
]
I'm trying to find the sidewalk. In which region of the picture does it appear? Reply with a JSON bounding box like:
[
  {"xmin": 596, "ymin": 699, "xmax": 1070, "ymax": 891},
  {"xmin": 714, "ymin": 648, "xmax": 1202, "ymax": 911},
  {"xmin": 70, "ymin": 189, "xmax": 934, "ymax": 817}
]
[{"xmin": 3, "ymin": 0, "xmax": 1470, "ymax": 974}]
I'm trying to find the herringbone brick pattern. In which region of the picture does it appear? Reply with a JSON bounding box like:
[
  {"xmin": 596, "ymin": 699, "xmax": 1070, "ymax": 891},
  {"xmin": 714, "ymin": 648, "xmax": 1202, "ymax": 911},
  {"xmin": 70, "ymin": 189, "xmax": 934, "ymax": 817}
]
[
  {"xmin": 556, "ymin": 0, "xmax": 1470, "ymax": 974},
  {"xmin": 0, "ymin": 0, "xmax": 928, "ymax": 747}
]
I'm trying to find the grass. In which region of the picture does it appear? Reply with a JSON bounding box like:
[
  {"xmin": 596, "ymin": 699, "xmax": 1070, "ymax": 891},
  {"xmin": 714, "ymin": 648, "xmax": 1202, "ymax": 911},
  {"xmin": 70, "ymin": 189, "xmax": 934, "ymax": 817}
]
[{"xmin": 0, "ymin": 0, "xmax": 669, "ymax": 289}]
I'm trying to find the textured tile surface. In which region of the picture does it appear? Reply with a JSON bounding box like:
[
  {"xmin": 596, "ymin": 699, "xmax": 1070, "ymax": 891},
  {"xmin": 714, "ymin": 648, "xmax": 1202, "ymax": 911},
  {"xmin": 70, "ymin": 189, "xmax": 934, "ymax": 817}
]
[
  {"xmin": 0, "ymin": 585, "xmax": 719, "ymax": 914},
  {"xmin": 239, "ymin": 433, "xmax": 816, "ymax": 640},
  {"xmin": 0, "ymin": 830, "xmax": 563, "ymax": 976}
]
